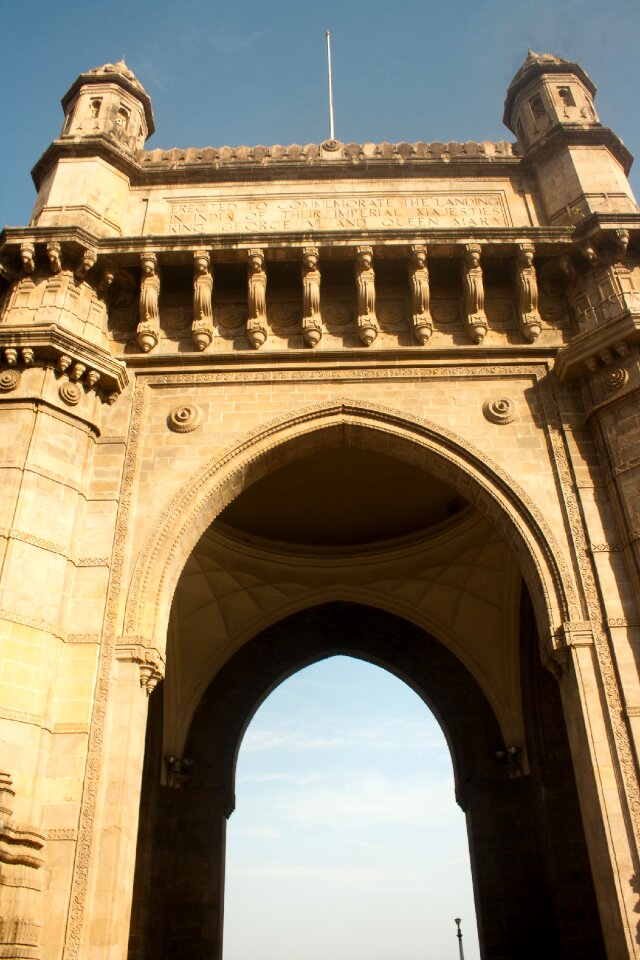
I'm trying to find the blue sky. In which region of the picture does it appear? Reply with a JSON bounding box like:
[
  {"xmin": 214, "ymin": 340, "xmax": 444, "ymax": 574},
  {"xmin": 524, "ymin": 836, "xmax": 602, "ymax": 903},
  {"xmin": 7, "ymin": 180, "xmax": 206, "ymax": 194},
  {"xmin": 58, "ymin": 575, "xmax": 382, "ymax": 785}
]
[
  {"xmin": 224, "ymin": 656, "xmax": 480, "ymax": 960},
  {"xmin": 1, "ymin": 0, "xmax": 639, "ymax": 228}
]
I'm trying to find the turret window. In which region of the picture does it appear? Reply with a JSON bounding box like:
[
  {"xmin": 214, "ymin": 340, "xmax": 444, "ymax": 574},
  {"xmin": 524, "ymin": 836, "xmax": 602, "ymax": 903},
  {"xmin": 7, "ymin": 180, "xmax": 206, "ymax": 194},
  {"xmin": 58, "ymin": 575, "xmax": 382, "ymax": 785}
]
[
  {"xmin": 89, "ymin": 98, "xmax": 102, "ymax": 119},
  {"xmin": 115, "ymin": 105, "xmax": 130, "ymax": 129},
  {"xmin": 529, "ymin": 95, "xmax": 546, "ymax": 121},
  {"xmin": 557, "ymin": 86, "xmax": 576, "ymax": 108}
]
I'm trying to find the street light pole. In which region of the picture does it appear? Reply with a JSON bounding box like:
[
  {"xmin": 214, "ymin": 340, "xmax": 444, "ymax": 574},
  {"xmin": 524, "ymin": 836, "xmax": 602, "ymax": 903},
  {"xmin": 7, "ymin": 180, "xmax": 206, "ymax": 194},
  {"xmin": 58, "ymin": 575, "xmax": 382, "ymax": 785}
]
[{"xmin": 454, "ymin": 918, "xmax": 465, "ymax": 960}]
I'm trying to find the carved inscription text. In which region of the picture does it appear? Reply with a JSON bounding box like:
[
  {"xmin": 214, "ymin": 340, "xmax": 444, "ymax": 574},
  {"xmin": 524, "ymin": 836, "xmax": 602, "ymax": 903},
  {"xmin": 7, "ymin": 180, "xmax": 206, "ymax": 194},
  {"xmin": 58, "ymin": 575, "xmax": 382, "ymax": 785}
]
[{"xmin": 168, "ymin": 192, "xmax": 510, "ymax": 234}]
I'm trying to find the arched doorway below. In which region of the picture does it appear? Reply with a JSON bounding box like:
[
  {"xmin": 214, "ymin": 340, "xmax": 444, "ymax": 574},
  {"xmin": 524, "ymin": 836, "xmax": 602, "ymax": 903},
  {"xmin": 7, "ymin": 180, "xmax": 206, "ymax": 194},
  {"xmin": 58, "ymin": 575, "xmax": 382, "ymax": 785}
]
[{"xmin": 128, "ymin": 601, "xmax": 605, "ymax": 960}]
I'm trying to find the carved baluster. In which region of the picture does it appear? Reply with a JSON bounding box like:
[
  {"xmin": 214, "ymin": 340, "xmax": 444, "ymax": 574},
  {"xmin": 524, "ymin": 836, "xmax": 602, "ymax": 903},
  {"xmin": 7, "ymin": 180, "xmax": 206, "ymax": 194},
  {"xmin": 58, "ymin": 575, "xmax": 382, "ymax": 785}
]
[
  {"xmin": 76, "ymin": 246, "xmax": 97, "ymax": 280},
  {"xmin": 46, "ymin": 241, "xmax": 62, "ymax": 274},
  {"xmin": 355, "ymin": 246, "xmax": 378, "ymax": 346},
  {"xmin": 409, "ymin": 243, "xmax": 433, "ymax": 344},
  {"xmin": 192, "ymin": 252, "xmax": 214, "ymax": 351},
  {"xmin": 247, "ymin": 249, "xmax": 267, "ymax": 349},
  {"xmin": 515, "ymin": 242, "xmax": 542, "ymax": 342},
  {"xmin": 137, "ymin": 253, "xmax": 160, "ymax": 353},
  {"xmin": 301, "ymin": 247, "xmax": 322, "ymax": 347},
  {"xmin": 462, "ymin": 243, "xmax": 487, "ymax": 344},
  {"xmin": 20, "ymin": 242, "xmax": 35, "ymax": 275}
]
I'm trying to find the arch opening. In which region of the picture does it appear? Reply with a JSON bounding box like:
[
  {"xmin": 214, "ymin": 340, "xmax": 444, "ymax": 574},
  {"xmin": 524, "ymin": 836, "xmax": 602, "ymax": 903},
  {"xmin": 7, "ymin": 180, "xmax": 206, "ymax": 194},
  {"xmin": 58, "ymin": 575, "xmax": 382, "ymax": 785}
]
[
  {"xmin": 129, "ymin": 601, "xmax": 604, "ymax": 960},
  {"xmin": 223, "ymin": 654, "xmax": 481, "ymax": 960},
  {"xmin": 126, "ymin": 412, "xmax": 602, "ymax": 959}
]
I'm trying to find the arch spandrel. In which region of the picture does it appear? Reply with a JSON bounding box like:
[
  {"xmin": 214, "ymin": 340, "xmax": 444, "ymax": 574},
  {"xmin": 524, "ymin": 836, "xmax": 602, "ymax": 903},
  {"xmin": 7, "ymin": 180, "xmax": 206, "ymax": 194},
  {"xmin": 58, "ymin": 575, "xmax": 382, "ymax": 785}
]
[{"xmin": 122, "ymin": 398, "xmax": 579, "ymax": 673}]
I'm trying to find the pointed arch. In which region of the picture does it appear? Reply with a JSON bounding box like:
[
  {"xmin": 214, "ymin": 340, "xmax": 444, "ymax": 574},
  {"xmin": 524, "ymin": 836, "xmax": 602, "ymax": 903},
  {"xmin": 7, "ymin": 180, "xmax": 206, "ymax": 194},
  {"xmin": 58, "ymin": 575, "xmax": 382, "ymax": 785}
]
[{"xmin": 123, "ymin": 398, "xmax": 578, "ymax": 661}]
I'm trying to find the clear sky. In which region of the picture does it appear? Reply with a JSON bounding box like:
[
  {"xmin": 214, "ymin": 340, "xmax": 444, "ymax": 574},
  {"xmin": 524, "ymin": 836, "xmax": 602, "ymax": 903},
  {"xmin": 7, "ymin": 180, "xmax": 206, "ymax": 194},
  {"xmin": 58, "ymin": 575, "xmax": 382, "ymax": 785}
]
[
  {"xmin": 224, "ymin": 656, "xmax": 480, "ymax": 960},
  {"xmin": 1, "ymin": 0, "xmax": 639, "ymax": 229}
]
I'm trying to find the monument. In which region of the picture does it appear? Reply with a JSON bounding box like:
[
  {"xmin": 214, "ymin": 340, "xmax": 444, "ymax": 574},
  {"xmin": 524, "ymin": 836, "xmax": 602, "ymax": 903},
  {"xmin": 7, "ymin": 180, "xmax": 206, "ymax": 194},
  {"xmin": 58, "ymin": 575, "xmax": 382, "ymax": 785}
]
[{"xmin": 0, "ymin": 51, "xmax": 639, "ymax": 958}]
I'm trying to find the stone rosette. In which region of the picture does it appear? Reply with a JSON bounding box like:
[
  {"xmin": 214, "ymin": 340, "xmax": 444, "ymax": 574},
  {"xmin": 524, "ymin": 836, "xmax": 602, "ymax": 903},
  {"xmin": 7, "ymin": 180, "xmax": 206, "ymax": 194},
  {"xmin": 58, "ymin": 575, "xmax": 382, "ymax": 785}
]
[
  {"xmin": 483, "ymin": 397, "xmax": 516, "ymax": 424},
  {"xmin": 59, "ymin": 381, "xmax": 82, "ymax": 406},
  {"xmin": 0, "ymin": 369, "xmax": 21, "ymax": 392},
  {"xmin": 605, "ymin": 368, "xmax": 629, "ymax": 392},
  {"xmin": 167, "ymin": 403, "xmax": 203, "ymax": 433}
]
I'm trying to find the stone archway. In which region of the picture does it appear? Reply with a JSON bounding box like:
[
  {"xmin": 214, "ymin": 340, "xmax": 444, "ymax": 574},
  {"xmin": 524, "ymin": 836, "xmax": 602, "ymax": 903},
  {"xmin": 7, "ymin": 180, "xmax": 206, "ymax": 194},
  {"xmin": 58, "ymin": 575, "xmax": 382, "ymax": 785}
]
[
  {"xmin": 128, "ymin": 601, "xmax": 604, "ymax": 960},
  {"xmin": 123, "ymin": 399, "xmax": 577, "ymax": 668},
  {"xmin": 117, "ymin": 401, "xmax": 613, "ymax": 959}
]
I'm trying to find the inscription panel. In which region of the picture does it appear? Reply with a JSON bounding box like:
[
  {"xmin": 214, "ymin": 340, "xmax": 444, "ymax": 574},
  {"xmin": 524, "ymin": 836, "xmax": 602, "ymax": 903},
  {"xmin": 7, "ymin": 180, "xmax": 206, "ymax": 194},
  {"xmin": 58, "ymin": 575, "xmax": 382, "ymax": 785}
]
[{"xmin": 167, "ymin": 191, "xmax": 511, "ymax": 235}]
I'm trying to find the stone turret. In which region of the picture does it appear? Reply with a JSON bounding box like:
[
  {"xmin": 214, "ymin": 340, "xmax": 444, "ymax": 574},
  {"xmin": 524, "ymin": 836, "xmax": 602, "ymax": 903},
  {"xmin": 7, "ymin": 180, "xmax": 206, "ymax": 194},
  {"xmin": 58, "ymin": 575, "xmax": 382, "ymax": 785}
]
[
  {"xmin": 30, "ymin": 60, "xmax": 155, "ymax": 237},
  {"xmin": 60, "ymin": 59, "xmax": 154, "ymax": 154},
  {"xmin": 504, "ymin": 51, "xmax": 637, "ymax": 224}
]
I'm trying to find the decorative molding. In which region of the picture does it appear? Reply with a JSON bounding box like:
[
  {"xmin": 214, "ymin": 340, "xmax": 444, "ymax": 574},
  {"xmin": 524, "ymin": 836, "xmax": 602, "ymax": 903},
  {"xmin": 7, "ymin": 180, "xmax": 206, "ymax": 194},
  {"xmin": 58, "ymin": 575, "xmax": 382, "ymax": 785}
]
[
  {"xmin": 76, "ymin": 557, "xmax": 110, "ymax": 567},
  {"xmin": 590, "ymin": 542, "xmax": 623, "ymax": 553},
  {"xmin": 63, "ymin": 380, "xmax": 148, "ymax": 959},
  {"xmin": 0, "ymin": 607, "xmax": 64, "ymax": 640},
  {"xmin": 167, "ymin": 403, "xmax": 203, "ymax": 433},
  {"xmin": 483, "ymin": 397, "xmax": 516, "ymax": 424},
  {"xmin": 608, "ymin": 618, "xmax": 640, "ymax": 628},
  {"xmin": 65, "ymin": 633, "xmax": 100, "ymax": 644},
  {"xmin": 605, "ymin": 367, "xmax": 629, "ymax": 392},
  {"xmin": 52, "ymin": 723, "xmax": 89, "ymax": 734},
  {"xmin": 140, "ymin": 363, "xmax": 547, "ymax": 387},
  {"xmin": 0, "ymin": 369, "xmax": 21, "ymax": 392},
  {"xmin": 59, "ymin": 381, "xmax": 82, "ymax": 406},
  {"xmin": 46, "ymin": 828, "xmax": 77, "ymax": 841},
  {"xmin": 538, "ymin": 376, "xmax": 640, "ymax": 844},
  {"xmin": 0, "ymin": 527, "xmax": 68, "ymax": 558},
  {"xmin": 94, "ymin": 435, "xmax": 126, "ymax": 444},
  {"xmin": 0, "ymin": 706, "xmax": 44, "ymax": 727}
]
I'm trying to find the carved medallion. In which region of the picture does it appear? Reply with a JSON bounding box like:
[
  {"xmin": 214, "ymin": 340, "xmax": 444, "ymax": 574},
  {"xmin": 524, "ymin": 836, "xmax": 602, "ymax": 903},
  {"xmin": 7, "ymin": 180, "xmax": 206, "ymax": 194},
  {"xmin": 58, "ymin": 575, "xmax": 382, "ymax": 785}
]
[
  {"xmin": 378, "ymin": 300, "xmax": 406, "ymax": 329},
  {"xmin": 216, "ymin": 305, "xmax": 245, "ymax": 330},
  {"xmin": 431, "ymin": 301, "xmax": 457, "ymax": 324},
  {"xmin": 483, "ymin": 398, "xmax": 516, "ymax": 424},
  {"xmin": 269, "ymin": 302, "xmax": 298, "ymax": 329},
  {"xmin": 0, "ymin": 369, "xmax": 21, "ymax": 392},
  {"xmin": 605, "ymin": 368, "xmax": 629, "ymax": 392},
  {"xmin": 323, "ymin": 303, "xmax": 351, "ymax": 327},
  {"xmin": 163, "ymin": 306, "xmax": 191, "ymax": 332},
  {"xmin": 167, "ymin": 404, "xmax": 203, "ymax": 433},
  {"xmin": 321, "ymin": 139, "xmax": 341, "ymax": 152},
  {"xmin": 59, "ymin": 381, "xmax": 82, "ymax": 406}
]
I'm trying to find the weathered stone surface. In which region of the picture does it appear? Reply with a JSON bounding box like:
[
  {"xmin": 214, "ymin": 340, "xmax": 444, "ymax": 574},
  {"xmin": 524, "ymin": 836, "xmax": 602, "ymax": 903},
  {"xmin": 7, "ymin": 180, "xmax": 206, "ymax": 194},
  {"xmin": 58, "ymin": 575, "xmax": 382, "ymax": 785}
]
[{"xmin": 0, "ymin": 50, "xmax": 639, "ymax": 960}]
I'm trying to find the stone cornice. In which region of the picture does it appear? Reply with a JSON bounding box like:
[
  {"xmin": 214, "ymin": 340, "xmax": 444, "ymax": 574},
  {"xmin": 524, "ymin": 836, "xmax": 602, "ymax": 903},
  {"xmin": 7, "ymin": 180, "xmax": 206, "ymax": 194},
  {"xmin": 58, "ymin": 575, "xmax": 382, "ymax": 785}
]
[{"xmin": 31, "ymin": 136, "xmax": 524, "ymax": 190}]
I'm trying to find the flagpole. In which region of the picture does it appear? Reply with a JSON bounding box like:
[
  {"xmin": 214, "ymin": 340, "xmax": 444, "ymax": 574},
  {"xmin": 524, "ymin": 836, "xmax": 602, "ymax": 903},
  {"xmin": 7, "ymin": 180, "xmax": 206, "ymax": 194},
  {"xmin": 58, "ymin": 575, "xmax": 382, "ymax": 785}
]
[{"xmin": 326, "ymin": 31, "xmax": 335, "ymax": 140}]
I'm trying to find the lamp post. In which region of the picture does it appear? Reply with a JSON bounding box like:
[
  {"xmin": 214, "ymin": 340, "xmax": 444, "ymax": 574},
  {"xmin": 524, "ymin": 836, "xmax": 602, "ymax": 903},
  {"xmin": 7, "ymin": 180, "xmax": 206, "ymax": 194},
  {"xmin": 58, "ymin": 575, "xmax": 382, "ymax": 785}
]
[{"xmin": 454, "ymin": 917, "xmax": 465, "ymax": 960}]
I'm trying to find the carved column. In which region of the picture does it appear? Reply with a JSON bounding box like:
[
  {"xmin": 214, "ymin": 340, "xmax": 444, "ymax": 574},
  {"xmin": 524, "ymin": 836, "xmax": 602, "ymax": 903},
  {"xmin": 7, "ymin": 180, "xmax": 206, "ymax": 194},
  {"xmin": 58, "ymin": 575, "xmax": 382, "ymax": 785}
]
[
  {"xmin": 355, "ymin": 246, "xmax": 378, "ymax": 346},
  {"xmin": 408, "ymin": 243, "xmax": 433, "ymax": 344},
  {"xmin": 515, "ymin": 242, "xmax": 542, "ymax": 342},
  {"xmin": 462, "ymin": 243, "xmax": 487, "ymax": 344},
  {"xmin": 301, "ymin": 247, "xmax": 322, "ymax": 347},
  {"xmin": 137, "ymin": 253, "xmax": 160, "ymax": 353},
  {"xmin": 247, "ymin": 249, "xmax": 267, "ymax": 349},
  {"xmin": 192, "ymin": 252, "xmax": 214, "ymax": 351}
]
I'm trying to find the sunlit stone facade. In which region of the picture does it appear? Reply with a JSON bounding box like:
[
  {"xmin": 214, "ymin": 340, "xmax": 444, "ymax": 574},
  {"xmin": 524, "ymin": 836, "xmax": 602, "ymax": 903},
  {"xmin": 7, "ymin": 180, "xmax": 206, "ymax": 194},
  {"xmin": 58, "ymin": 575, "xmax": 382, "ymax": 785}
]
[{"xmin": 1, "ymin": 52, "xmax": 640, "ymax": 958}]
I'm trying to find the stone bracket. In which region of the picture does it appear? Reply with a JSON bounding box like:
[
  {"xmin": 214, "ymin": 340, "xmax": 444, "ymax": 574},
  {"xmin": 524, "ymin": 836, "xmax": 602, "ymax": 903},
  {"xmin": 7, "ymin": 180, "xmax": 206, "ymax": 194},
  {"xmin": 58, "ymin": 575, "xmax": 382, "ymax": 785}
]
[
  {"xmin": 0, "ymin": 323, "xmax": 128, "ymax": 398},
  {"xmin": 115, "ymin": 636, "xmax": 165, "ymax": 694},
  {"xmin": 542, "ymin": 621, "xmax": 595, "ymax": 677}
]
